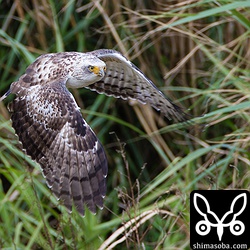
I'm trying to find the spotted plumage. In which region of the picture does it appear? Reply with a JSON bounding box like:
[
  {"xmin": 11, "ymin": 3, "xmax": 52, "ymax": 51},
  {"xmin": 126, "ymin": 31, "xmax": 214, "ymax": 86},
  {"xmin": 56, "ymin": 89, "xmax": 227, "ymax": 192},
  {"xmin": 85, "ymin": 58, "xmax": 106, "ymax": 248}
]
[{"xmin": 0, "ymin": 49, "xmax": 188, "ymax": 215}]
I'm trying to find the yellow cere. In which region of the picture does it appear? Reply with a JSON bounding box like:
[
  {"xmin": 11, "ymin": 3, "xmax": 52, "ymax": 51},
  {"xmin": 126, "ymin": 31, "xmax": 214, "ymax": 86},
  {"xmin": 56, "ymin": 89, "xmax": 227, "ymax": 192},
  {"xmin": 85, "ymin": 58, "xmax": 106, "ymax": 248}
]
[{"xmin": 89, "ymin": 66, "xmax": 100, "ymax": 75}]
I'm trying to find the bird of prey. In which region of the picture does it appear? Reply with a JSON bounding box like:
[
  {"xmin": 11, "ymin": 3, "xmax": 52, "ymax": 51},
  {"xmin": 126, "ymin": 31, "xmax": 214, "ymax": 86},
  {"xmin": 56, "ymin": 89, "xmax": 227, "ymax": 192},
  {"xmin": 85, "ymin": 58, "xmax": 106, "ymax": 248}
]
[{"xmin": 0, "ymin": 49, "xmax": 188, "ymax": 216}]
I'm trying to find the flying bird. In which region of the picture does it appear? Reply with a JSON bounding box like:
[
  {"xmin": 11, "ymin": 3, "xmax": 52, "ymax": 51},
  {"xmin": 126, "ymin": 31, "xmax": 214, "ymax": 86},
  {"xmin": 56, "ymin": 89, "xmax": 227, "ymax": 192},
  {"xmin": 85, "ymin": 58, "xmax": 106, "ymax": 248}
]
[{"xmin": 0, "ymin": 49, "xmax": 188, "ymax": 216}]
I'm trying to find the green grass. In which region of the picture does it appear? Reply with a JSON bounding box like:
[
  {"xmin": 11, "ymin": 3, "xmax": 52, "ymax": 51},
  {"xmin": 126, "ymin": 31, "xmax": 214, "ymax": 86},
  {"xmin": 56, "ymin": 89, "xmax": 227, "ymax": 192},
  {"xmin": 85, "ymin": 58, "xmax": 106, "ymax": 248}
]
[{"xmin": 0, "ymin": 0, "xmax": 249, "ymax": 249}]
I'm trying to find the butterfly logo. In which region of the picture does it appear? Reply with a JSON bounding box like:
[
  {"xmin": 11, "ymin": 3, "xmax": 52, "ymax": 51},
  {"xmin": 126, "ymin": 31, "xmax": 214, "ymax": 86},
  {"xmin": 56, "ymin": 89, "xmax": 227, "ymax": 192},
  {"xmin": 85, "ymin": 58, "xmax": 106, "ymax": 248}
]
[{"xmin": 193, "ymin": 193, "xmax": 247, "ymax": 241}]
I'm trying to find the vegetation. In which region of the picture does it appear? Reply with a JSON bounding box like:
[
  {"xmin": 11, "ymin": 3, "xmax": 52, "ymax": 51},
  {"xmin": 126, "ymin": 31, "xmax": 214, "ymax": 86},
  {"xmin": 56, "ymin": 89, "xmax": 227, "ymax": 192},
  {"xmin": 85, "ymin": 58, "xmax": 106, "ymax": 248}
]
[{"xmin": 0, "ymin": 0, "xmax": 249, "ymax": 249}]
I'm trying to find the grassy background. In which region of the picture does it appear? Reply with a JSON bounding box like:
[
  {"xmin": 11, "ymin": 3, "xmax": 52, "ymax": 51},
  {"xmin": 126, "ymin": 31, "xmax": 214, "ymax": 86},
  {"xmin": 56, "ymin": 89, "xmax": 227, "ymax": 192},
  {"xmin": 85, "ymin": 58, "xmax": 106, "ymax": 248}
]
[{"xmin": 0, "ymin": 0, "xmax": 249, "ymax": 249}]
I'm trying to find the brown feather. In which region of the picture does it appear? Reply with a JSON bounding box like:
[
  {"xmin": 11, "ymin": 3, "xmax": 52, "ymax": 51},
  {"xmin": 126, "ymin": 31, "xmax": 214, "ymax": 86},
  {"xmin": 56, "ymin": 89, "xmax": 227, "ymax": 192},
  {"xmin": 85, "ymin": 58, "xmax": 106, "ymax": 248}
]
[
  {"xmin": 9, "ymin": 79, "xmax": 107, "ymax": 216},
  {"xmin": 1, "ymin": 49, "xmax": 190, "ymax": 216}
]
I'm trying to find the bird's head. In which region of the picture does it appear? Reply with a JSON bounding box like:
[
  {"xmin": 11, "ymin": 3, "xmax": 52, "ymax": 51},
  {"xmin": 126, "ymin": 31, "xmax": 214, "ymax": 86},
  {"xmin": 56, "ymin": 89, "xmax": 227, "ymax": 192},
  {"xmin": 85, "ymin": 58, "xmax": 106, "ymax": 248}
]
[{"xmin": 66, "ymin": 56, "xmax": 106, "ymax": 88}]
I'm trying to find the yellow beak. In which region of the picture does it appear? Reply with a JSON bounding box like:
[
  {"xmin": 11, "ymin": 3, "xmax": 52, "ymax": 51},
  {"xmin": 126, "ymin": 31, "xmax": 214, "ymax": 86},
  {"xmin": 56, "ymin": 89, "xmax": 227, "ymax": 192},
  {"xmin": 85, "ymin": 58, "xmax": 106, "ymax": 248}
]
[{"xmin": 92, "ymin": 66, "xmax": 106, "ymax": 77}]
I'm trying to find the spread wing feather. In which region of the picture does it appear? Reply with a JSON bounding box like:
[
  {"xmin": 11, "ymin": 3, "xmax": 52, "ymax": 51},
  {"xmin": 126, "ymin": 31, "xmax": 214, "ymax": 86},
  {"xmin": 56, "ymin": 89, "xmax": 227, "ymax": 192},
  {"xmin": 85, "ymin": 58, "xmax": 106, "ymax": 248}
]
[
  {"xmin": 0, "ymin": 49, "xmax": 190, "ymax": 217},
  {"xmin": 87, "ymin": 49, "xmax": 189, "ymax": 122},
  {"xmin": 8, "ymin": 79, "xmax": 107, "ymax": 215}
]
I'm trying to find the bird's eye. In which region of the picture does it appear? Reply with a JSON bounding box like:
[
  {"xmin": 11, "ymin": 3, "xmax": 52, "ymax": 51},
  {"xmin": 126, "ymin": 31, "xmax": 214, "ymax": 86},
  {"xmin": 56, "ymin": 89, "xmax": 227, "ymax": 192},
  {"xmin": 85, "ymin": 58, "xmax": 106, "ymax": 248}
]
[
  {"xmin": 88, "ymin": 65, "xmax": 95, "ymax": 71},
  {"xmin": 103, "ymin": 66, "xmax": 107, "ymax": 72}
]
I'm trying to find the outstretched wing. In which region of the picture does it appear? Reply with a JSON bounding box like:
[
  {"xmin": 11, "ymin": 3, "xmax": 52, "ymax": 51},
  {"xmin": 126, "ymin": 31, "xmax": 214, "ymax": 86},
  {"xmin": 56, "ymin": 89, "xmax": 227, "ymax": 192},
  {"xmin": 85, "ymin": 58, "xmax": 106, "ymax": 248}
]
[
  {"xmin": 8, "ymin": 79, "xmax": 107, "ymax": 215},
  {"xmin": 87, "ymin": 49, "xmax": 189, "ymax": 122}
]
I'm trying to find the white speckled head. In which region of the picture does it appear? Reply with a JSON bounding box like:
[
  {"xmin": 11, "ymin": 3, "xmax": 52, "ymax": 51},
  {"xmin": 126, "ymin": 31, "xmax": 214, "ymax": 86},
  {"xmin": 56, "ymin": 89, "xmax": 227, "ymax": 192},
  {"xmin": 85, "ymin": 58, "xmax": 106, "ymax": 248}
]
[
  {"xmin": 9, "ymin": 52, "xmax": 107, "ymax": 93},
  {"xmin": 66, "ymin": 55, "xmax": 106, "ymax": 89}
]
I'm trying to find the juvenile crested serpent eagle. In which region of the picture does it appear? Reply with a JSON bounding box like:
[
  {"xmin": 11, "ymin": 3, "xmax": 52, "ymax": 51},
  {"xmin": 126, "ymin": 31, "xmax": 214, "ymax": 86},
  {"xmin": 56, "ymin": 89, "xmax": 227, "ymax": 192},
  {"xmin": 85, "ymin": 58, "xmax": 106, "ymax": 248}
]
[{"xmin": 0, "ymin": 49, "xmax": 188, "ymax": 216}]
